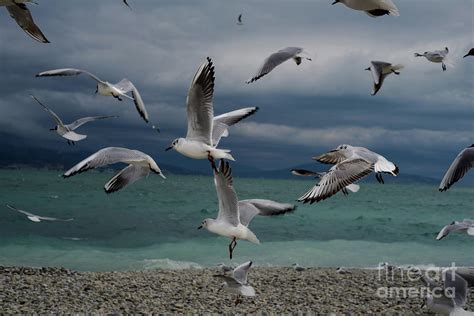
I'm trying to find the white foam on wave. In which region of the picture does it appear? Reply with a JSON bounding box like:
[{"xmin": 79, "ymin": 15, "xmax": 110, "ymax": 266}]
[{"xmin": 142, "ymin": 258, "xmax": 202, "ymax": 270}]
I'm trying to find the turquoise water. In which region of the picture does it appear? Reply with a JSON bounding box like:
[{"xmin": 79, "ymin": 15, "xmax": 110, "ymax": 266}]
[{"xmin": 0, "ymin": 169, "xmax": 472, "ymax": 271}]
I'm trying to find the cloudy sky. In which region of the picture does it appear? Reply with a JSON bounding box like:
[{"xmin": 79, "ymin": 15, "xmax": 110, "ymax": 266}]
[{"xmin": 0, "ymin": 0, "xmax": 472, "ymax": 177}]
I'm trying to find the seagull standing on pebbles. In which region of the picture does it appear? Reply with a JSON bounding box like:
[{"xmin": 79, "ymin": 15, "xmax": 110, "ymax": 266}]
[
  {"xmin": 63, "ymin": 147, "xmax": 165, "ymax": 193},
  {"xmin": 246, "ymin": 47, "xmax": 311, "ymax": 84},
  {"xmin": 35, "ymin": 68, "xmax": 149, "ymax": 123},
  {"xmin": 214, "ymin": 261, "xmax": 255, "ymax": 305},
  {"xmin": 297, "ymin": 144, "xmax": 399, "ymax": 203},
  {"xmin": 6, "ymin": 204, "xmax": 73, "ymax": 222},
  {"xmin": 365, "ymin": 61, "xmax": 403, "ymax": 96},
  {"xmin": 414, "ymin": 47, "xmax": 451, "ymax": 71},
  {"xmin": 331, "ymin": 0, "xmax": 400, "ymax": 17},
  {"xmin": 31, "ymin": 96, "xmax": 117, "ymax": 145},
  {"xmin": 166, "ymin": 58, "xmax": 258, "ymax": 170},
  {"xmin": 439, "ymin": 145, "xmax": 473, "ymax": 191},
  {"xmin": 198, "ymin": 160, "xmax": 296, "ymax": 259},
  {"xmin": 0, "ymin": 0, "xmax": 49, "ymax": 43}
]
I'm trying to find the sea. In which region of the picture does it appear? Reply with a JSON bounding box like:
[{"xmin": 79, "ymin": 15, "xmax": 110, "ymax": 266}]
[{"xmin": 0, "ymin": 169, "xmax": 472, "ymax": 272}]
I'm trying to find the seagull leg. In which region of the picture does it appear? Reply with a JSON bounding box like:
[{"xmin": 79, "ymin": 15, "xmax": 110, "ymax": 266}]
[
  {"xmin": 72, "ymin": 141, "xmax": 75, "ymax": 146},
  {"xmin": 341, "ymin": 187, "xmax": 348, "ymax": 196},
  {"xmin": 228, "ymin": 237, "xmax": 237, "ymax": 260},
  {"xmin": 234, "ymin": 297, "xmax": 242, "ymax": 305},
  {"xmin": 207, "ymin": 152, "xmax": 217, "ymax": 171},
  {"xmin": 376, "ymin": 173, "xmax": 383, "ymax": 184},
  {"xmin": 442, "ymin": 63, "xmax": 446, "ymax": 71}
]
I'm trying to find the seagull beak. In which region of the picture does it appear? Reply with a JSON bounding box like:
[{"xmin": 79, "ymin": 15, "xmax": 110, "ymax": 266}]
[
  {"xmin": 165, "ymin": 146, "xmax": 173, "ymax": 151},
  {"xmin": 197, "ymin": 225, "xmax": 203, "ymax": 229}
]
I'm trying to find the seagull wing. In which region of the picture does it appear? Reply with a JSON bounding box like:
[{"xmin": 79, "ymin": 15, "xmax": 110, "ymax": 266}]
[
  {"xmin": 298, "ymin": 158, "xmax": 373, "ymax": 203},
  {"xmin": 113, "ymin": 79, "xmax": 149, "ymax": 123},
  {"xmin": 65, "ymin": 116, "xmax": 117, "ymax": 131},
  {"xmin": 233, "ymin": 261, "xmax": 252, "ymax": 285},
  {"xmin": 185, "ymin": 58, "xmax": 215, "ymax": 145},
  {"xmin": 312, "ymin": 148, "xmax": 348, "ymax": 165},
  {"xmin": 212, "ymin": 107, "xmax": 259, "ymax": 146},
  {"xmin": 6, "ymin": 204, "xmax": 36, "ymax": 217},
  {"xmin": 439, "ymin": 146, "xmax": 474, "ymax": 191},
  {"xmin": 30, "ymin": 95, "xmax": 64, "ymax": 126},
  {"xmin": 291, "ymin": 169, "xmax": 325, "ymax": 177},
  {"xmin": 214, "ymin": 160, "xmax": 240, "ymax": 227},
  {"xmin": 62, "ymin": 131, "xmax": 87, "ymax": 142},
  {"xmin": 443, "ymin": 270, "xmax": 468, "ymax": 307},
  {"xmin": 104, "ymin": 164, "xmax": 150, "ymax": 193},
  {"xmin": 246, "ymin": 47, "xmax": 303, "ymax": 83},
  {"xmin": 63, "ymin": 147, "xmax": 147, "ymax": 177},
  {"xmin": 6, "ymin": 3, "xmax": 49, "ymax": 43},
  {"xmin": 35, "ymin": 68, "xmax": 104, "ymax": 83},
  {"xmin": 37, "ymin": 216, "xmax": 74, "ymax": 222},
  {"xmin": 238, "ymin": 199, "xmax": 296, "ymax": 227}
]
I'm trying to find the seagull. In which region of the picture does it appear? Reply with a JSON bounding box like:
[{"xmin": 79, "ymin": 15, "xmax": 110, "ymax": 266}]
[
  {"xmin": 30, "ymin": 95, "xmax": 117, "ymax": 145},
  {"xmin": 63, "ymin": 147, "xmax": 165, "ymax": 193},
  {"xmin": 463, "ymin": 48, "xmax": 474, "ymax": 58},
  {"xmin": 198, "ymin": 160, "xmax": 296, "ymax": 259},
  {"xmin": 439, "ymin": 145, "xmax": 473, "ymax": 191},
  {"xmin": 415, "ymin": 47, "xmax": 452, "ymax": 71},
  {"xmin": 436, "ymin": 219, "xmax": 474, "ymax": 240},
  {"xmin": 331, "ymin": 0, "xmax": 400, "ymax": 17},
  {"xmin": 214, "ymin": 261, "xmax": 255, "ymax": 305},
  {"xmin": 1, "ymin": 0, "xmax": 49, "ymax": 43},
  {"xmin": 365, "ymin": 61, "xmax": 403, "ymax": 96},
  {"xmin": 6, "ymin": 204, "xmax": 73, "ymax": 222},
  {"xmin": 166, "ymin": 58, "xmax": 258, "ymax": 170},
  {"xmin": 297, "ymin": 144, "xmax": 399, "ymax": 203},
  {"xmin": 35, "ymin": 68, "xmax": 149, "ymax": 123},
  {"xmin": 291, "ymin": 168, "xmax": 360, "ymax": 196},
  {"xmin": 422, "ymin": 270, "xmax": 472, "ymax": 316},
  {"xmin": 246, "ymin": 47, "xmax": 312, "ymax": 84},
  {"xmin": 237, "ymin": 13, "xmax": 243, "ymax": 25}
]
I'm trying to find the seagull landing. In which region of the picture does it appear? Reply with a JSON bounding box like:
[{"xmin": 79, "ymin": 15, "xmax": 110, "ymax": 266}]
[
  {"xmin": 1, "ymin": 0, "xmax": 49, "ymax": 43},
  {"xmin": 436, "ymin": 219, "xmax": 474, "ymax": 240},
  {"xmin": 414, "ymin": 47, "xmax": 452, "ymax": 71},
  {"xmin": 35, "ymin": 68, "xmax": 149, "ymax": 123},
  {"xmin": 214, "ymin": 261, "xmax": 255, "ymax": 304}
]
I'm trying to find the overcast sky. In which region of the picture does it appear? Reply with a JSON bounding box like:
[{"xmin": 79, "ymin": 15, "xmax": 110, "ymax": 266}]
[{"xmin": 0, "ymin": 0, "xmax": 472, "ymax": 177}]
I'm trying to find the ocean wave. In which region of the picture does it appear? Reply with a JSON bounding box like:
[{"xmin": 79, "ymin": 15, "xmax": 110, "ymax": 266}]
[{"xmin": 142, "ymin": 258, "xmax": 202, "ymax": 270}]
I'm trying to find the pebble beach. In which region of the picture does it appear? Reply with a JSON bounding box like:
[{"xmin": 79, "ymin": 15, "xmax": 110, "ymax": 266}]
[{"xmin": 1, "ymin": 266, "xmax": 472, "ymax": 314}]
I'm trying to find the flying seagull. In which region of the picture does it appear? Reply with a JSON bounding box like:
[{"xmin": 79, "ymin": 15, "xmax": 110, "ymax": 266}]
[
  {"xmin": 1, "ymin": 0, "xmax": 49, "ymax": 43},
  {"xmin": 6, "ymin": 204, "xmax": 73, "ymax": 222},
  {"xmin": 422, "ymin": 270, "xmax": 471, "ymax": 315},
  {"xmin": 214, "ymin": 261, "xmax": 255, "ymax": 305},
  {"xmin": 35, "ymin": 68, "xmax": 149, "ymax": 123},
  {"xmin": 166, "ymin": 58, "xmax": 258, "ymax": 170},
  {"xmin": 31, "ymin": 95, "xmax": 117, "ymax": 145},
  {"xmin": 237, "ymin": 13, "xmax": 243, "ymax": 25},
  {"xmin": 414, "ymin": 47, "xmax": 452, "ymax": 71},
  {"xmin": 463, "ymin": 48, "xmax": 474, "ymax": 58},
  {"xmin": 439, "ymin": 145, "xmax": 473, "ymax": 191},
  {"xmin": 198, "ymin": 160, "xmax": 296, "ymax": 259},
  {"xmin": 365, "ymin": 61, "xmax": 403, "ymax": 96},
  {"xmin": 298, "ymin": 144, "xmax": 399, "ymax": 203},
  {"xmin": 246, "ymin": 47, "xmax": 312, "ymax": 84},
  {"xmin": 63, "ymin": 147, "xmax": 165, "ymax": 193},
  {"xmin": 291, "ymin": 169, "xmax": 360, "ymax": 196},
  {"xmin": 331, "ymin": 0, "xmax": 400, "ymax": 17},
  {"xmin": 436, "ymin": 219, "xmax": 474, "ymax": 240}
]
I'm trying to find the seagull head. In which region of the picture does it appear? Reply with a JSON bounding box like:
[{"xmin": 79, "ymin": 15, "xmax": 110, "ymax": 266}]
[
  {"xmin": 197, "ymin": 219, "xmax": 211, "ymax": 230},
  {"xmin": 165, "ymin": 138, "xmax": 182, "ymax": 151}
]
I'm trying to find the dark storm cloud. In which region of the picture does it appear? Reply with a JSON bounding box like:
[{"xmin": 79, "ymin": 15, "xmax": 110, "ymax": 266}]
[{"xmin": 0, "ymin": 0, "xmax": 472, "ymax": 178}]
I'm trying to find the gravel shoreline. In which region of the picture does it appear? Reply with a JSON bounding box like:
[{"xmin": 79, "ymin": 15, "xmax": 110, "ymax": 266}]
[{"xmin": 1, "ymin": 266, "xmax": 473, "ymax": 314}]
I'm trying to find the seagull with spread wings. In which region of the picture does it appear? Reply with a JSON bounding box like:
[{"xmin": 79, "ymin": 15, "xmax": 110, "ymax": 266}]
[
  {"xmin": 246, "ymin": 47, "xmax": 311, "ymax": 84},
  {"xmin": 6, "ymin": 204, "xmax": 73, "ymax": 222},
  {"xmin": 297, "ymin": 144, "xmax": 399, "ymax": 203},
  {"xmin": 436, "ymin": 219, "xmax": 474, "ymax": 240},
  {"xmin": 31, "ymin": 95, "xmax": 117, "ymax": 145},
  {"xmin": 35, "ymin": 68, "xmax": 149, "ymax": 123},
  {"xmin": 63, "ymin": 147, "xmax": 165, "ymax": 193},
  {"xmin": 214, "ymin": 261, "xmax": 255, "ymax": 305},
  {"xmin": 198, "ymin": 160, "xmax": 296, "ymax": 259},
  {"xmin": 1, "ymin": 0, "xmax": 49, "ymax": 43},
  {"xmin": 166, "ymin": 58, "xmax": 258, "ymax": 170},
  {"xmin": 365, "ymin": 61, "xmax": 403, "ymax": 96},
  {"xmin": 415, "ymin": 47, "xmax": 452, "ymax": 71}
]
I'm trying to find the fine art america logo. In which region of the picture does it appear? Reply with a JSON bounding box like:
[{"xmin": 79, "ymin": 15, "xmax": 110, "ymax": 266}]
[{"xmin": 376, "ymin": 262, "xmax": 458, "ymax": 299}]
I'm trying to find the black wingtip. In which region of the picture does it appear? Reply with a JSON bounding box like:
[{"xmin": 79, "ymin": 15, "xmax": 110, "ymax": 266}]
[{"xmin": 393, "ymin": 165, "xmax": 400, "ymax": 175}]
